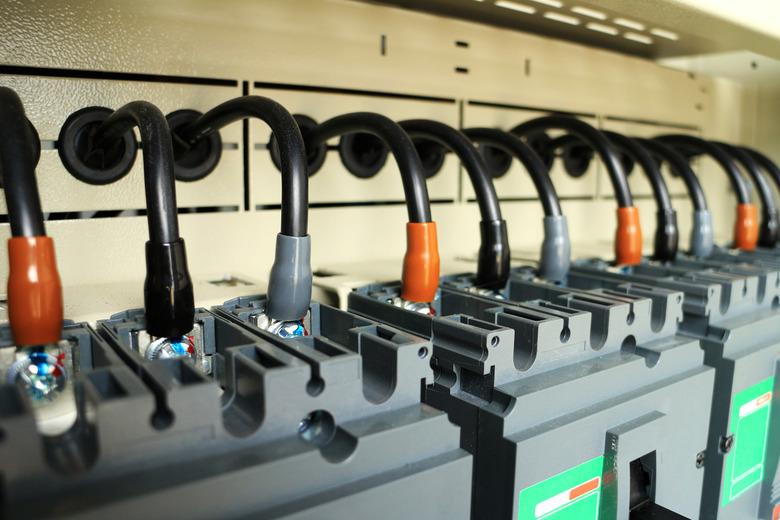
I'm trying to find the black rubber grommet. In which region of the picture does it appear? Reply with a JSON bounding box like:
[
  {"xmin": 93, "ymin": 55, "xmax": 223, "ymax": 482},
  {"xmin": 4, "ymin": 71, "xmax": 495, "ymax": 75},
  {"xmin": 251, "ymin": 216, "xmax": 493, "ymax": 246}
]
[
  {"xmin": 57, "ymin": 106, "xmax": 137, "ymax": 185},
  {"xmin": 414, "ymin": 138, "xmax": 447, "ymax": 179},
  {"xmin": 561, "ymin": 143, "xmax": 595, "ymax": 178},
  {"xmin": 270, "ymin": 114, "xmax": 325, "ymax": 177},
  {"xmin": 477, "ymin": 144, "xmax": 512, "ymax": 179},
  {"xmin": 167, "ymin": 109, "xmax": 222, "ymax": 182},
  {"xmin": 338, "ymin": 132, "xmax": 389, "ymax": 179},
  {"xmin": 523, "ymin": 131, "xmax": 555, "ymax": 172}
]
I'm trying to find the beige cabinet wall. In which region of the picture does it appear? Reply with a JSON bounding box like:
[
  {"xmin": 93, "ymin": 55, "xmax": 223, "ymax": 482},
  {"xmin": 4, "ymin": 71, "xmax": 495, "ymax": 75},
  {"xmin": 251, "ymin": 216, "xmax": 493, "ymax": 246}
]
[{"xmin": 0, "ymin": 0, "xmax": 759, "ymax": 314}]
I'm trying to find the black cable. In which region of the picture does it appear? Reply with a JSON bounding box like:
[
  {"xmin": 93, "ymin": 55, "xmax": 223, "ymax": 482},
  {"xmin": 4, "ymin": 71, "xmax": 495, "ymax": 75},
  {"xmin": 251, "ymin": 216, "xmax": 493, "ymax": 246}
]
[
  {"xmin": 0, "ymin": 87, "xmax": 45, "ymax": 237},
  {"xmin": 306, "ymin": 112, "xmax": 432, "ymax": 223},
  {"xmin": 597, "ymin": 130, "xmax": 678, "ymax": 260},
  {"xmin": 716, "ymin": 142, "xmax": 776, "ymax": 210},
  {"xmin": 511, "ymin": 116, "xmax": 632, "ymax": 207},
  {"xmin": 90, "ymin": 101, "xmax": 194, "ymax": 338},
  {"xmin": 463, "ymin": 127, "xmax": 562, "ymax": 217},
  {"xmin": 400, "ymin": 119, "xmax": 509, "ymax": 288},
  {"xmin": 400, "ymin": 120, "xmax": 501, "ymax": 222},
  {"xmin": 641, "ymin": 138, "xmax": 708, "ymax": 211},
  {"xmin": 714, "ymin": 141, "xmax": 779, "ymax": 246},
  {"xmin": 744, "ymin": 147, "xmax": 780, "ymax": 192},
  {"xmin": 656, "ymin": 135, "xmax": 751, "ymax": 204},
  {"xmin": 92, "ymin": 101, "xmax": 179, "ymax": 244},
  {"xmin": 605, "ymin": 131, "xmax": 672, "ymax": 212},
  {"xmin": 175, "ymin": 96, "xmax": 308, "ymax": 237}
]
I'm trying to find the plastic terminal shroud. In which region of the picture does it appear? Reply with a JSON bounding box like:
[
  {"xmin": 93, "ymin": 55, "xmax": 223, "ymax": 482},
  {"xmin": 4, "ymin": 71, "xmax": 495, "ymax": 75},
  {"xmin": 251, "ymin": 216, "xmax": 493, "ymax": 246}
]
[
  {"xmin": 349, "ymin": 273, "xmax": 685, "ymax": 388},
  {"xmin": 0, "ymin": 300, "xmax": 452, "ymax": 518},
  {"xmin": 567, "ymin": 259, "xmax": 780, "ymax": 332},
  {"xmin": 440, "ymin": 268, "xmax": 683, "ymax": 349}
]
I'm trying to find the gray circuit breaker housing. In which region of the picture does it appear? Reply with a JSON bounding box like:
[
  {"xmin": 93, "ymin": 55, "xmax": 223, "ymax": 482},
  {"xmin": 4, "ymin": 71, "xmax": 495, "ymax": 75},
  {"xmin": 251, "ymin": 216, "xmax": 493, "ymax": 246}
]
[
  {"xmin": 567, "ymin": 258, "xmax": 780, "ymax": 520},
  {"xmin": 349, "ymin": 281, "xmax": 715, "ymax": 520},
  {"xmin": 0, "ymin": 300, "xmax": 472, "ymax": 519}
]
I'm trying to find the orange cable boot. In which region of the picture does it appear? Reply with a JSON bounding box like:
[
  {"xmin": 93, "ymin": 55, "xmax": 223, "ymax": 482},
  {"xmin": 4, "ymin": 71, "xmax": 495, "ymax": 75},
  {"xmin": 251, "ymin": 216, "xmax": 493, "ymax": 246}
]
[{"xmin": 401, "ymin": 222, "xmax": 440, "ymax": 303}]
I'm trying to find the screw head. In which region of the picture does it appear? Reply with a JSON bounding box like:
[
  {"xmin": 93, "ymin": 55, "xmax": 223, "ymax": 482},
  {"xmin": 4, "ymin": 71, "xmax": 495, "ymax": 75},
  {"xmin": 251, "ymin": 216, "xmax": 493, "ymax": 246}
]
[
  {"xmin": 696, "ymin": 450, "xmax": 706, "ymax": 468},
  {"xmin": 720, "ymin": 435, "xmax": 734, "ymax": 454}
]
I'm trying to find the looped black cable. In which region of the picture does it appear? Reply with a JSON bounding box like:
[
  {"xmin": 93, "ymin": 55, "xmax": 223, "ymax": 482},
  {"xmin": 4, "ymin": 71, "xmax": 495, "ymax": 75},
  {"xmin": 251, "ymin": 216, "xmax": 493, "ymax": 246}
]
[
  {"xmin": 511, "ymin": 116, "xmax": 632, "ymax": 207},
  {"xmin": 401, "ymin": 120, "xmax": 501, "ymax": 222},
  {"xmin": 463, "ymin": 127, "xmax": 562, "ymax": 217},
  {"xmin": 605, "ymin": 131, "xmax": 672, "ymax": 212},
  {"xmin": 306, "ymin": 112, "xmax": 432, "ymax": 223},
  {"xmin": 601, "ymin": 131, "xmax": 677, "ymax": 260},
  {"xmin": 0, "ymin": 87, "xmax": 45, "ymax": 237},
  {"xmin": 656, "ymin": 135, "xmax": 751, "ymax": 204},
  {"xmin": 400, "ymin": 119, "xmax": 509, "ymax": 288},
  {"xmin": 92, "ymin": 101, "xmax": 179, "ymax": 244},
  {"xmin": 714, "ymin": 141, "xmax": 779, "ymax": 247},
  {"xmin": 640, "ymin": 138, "xmax": 708, "ymax": 211},
  {"xmin": 744, "ymin": 147, "xmax": 780, "ymax": 194},
  {"xmin": 175, "ymin": 96, "xmax": 308, "ymax": 237},
  {"xmin": 89, "ymin": 100, "xmax": 194, "ymax": 338},
  {"xmin": 547, "ymin": 131, "xmax": 678, "ymax": 260}
]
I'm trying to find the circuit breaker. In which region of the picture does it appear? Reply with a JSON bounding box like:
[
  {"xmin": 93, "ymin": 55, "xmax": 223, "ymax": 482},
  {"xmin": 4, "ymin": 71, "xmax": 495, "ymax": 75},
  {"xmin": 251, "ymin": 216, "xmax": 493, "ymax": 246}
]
[
  {"xmin": 348, "ymin": 279, "xmax": 714, "ymax": 518},
  {"xmin": 0, "ymin": 299, "xmax": 472, "ymax": 518}
]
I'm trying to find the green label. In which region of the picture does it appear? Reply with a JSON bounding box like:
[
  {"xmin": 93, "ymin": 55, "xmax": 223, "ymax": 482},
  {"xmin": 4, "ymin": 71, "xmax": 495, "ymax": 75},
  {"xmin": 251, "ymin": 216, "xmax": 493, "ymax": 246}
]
[
  {"xmin": 721, "ymin": 376, "xmax": 775, "ymax": 506},
  {"xmin": 518, "ymin": 456, "xmax": 604, "ymax": 520}
]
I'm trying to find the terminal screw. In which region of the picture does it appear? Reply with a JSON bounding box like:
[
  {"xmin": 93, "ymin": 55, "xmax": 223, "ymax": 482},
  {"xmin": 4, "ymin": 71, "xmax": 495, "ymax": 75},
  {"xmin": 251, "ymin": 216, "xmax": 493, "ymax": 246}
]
[
  {"xmin": 252, "ymin": 311, "xmax": 308, "ymax": 338},
  {"xmin": 388, "ymin": 297, "xmax": 436, "ymax": 316},
  {"xmin": 695, "ymin": 451, "xmax": 706, "ymax": 468},
  {"xmin": 719, "ymin": 435, "xmax": 734, "ymax": 454},
  {"xmin": 7, "ymin": 345, "xmax": 69, "ymax": 404},
  {"xmin": 145, "ymin": 336, "xmax": 196, "ymax": 361}
]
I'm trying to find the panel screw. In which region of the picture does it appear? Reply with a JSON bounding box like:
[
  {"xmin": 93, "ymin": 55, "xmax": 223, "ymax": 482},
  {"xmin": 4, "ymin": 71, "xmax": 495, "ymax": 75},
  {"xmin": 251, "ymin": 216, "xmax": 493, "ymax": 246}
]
[
  {"xmin": 696, "ymin": 451, "xmax": 706, "ymax": 468},
  {"xmin": 720, "ymin": 435, "xmax": 734, "ymax": 454}
]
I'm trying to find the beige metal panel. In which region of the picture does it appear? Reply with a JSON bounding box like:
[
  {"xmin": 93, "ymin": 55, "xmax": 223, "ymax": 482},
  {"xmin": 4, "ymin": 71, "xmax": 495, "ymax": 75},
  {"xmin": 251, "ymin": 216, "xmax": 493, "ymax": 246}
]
[
  {"xmin": 250, "ymin": 87, "xmax": 459, "ymax": 205},
  {"xmin": 0, "ymin": 0, "xmax": 756, "ymax": 316},
  {"xmin": 312, "ymin": 256, "xmax": 479, "ymax": 310},
  {"xmin": 0, "ymin": 0, "xmax": 710, "ymax": 112},
  {"xmin": 369, "ymin": 0, "xmax": 780, "ymax": 61},
  {"xmin": 462, "ymin": 106, "xmax": 599, "ymax": 200},
  {"xmin": 59, "ymin": 276, "xmax": 264, "ymax": 326},
  {"xmin": 0, "ymin": 202, "xmax": 485, "ymax": 289},
  {"xmin": 513, "ymin": 38, "xmax": 707, "ymax": 125},
  {"xmin": 0, "ymin": 0, "xmax": 467, "ymax": 98},
  {"xmin": 599, "ymin": 119, "xmax": 698, "ymax": 197},
  {"xmin": 0, "ymin": 75, "xmax": 243, "ymax": 213}
]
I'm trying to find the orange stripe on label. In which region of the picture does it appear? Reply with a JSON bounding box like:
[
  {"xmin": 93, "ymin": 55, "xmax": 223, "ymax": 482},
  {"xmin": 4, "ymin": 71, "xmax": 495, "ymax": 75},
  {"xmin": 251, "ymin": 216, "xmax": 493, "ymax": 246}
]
[
  {"xmin": 569, "ymin": 477, "xmax": 600, "ymax": 501},
  {"xmin": 757, "ymin": 392, "xmax": 772, "ymax": 407},
  {"xmin": 772, "ymin": 503, "xmax": 780, "ymax": 520}
]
